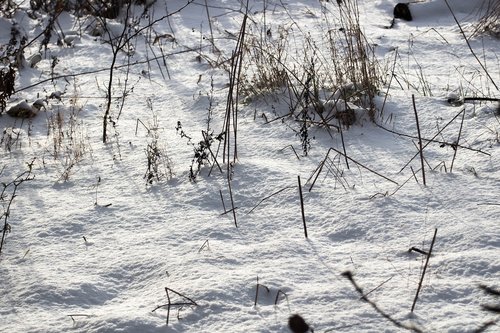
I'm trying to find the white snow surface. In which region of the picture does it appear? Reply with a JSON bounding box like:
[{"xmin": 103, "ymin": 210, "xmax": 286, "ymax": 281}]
[{"xmin": 0, "ymin": 0, "xmax": 499, "ymax": 332}]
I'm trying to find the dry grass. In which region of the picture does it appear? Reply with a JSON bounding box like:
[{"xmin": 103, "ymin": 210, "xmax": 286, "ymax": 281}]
[
  {"xmin": 472, "ymin": 0, "xmax": 500, "ymax": 38},
  {"xmin": 239, "ymin": 0, "xmax": 381, "ymax": 131}
]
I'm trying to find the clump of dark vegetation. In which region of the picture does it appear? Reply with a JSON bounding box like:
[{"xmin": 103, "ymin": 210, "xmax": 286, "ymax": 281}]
[
  {"xmin": 239, "ymin": 0, "xmax": 381, "ymax": 154},
  {"xmin": 175, "ymin": 121, "xmax": 223, "ymax": 182},
  {"xmin": 0, "ymin": 19, "xmax": 24, "ymax": 114},
  {"xmin": 0, "ymin": 66, "xmax": 16, "ymax": 115}
]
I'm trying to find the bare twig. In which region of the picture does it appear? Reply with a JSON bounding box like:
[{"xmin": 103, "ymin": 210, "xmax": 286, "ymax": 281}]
[
  {"xmin": 227, "ymin": 177, "xmax": 237, "ymax": 228},
  {"xmin": 279, "ymin": 145, "xmax": 300, "ymax": 160},
  {"xmin": 360, "ymin": 276, "xmax": 394, "ymax": 300},
  {"xmin": 298, "ymin": 175, "xmax": 308, "ymax": 238},
  {"xmin": 444, "ymin": 0, "xmax": 499, "ymax": 92},
  {"xmin": 219, "ymin": 190, "xmax": 226, "ymax": 212},
  {"xmin": 342, "ymin": 271, "xmax": 423, "ymax": 333},
  {"xmin": 254, "ymin": 277, "xmax": 270, "ymax": 307},
  {"xmin": 409, "ymin": 247, "xmax": 428, "ymax": 256},
  {"xmin": 412, "ymin": 95, "xmax": 426, "ymax": 186},
  {"xmin": 327, "ymin": 147, "xmax": 398, "ymax": 185},
  {"xmin": 247, "ymin": 186, "xmax": 295, "ymax": 214},
  {"xmin": 376, "ymin": 121, "xmax": 490, "ymax": 157},
  {"xmin": 1, "ymin": 162, "xmax": 35, "ymax": 255},
  {"xmin": 102, "ymin": 1, "xmax": 134, "ymax": 143},
  {"xmin": 275, "ymin": 289, "xmax": 289, "ymax": 306},
  {"xmin": 339, "ymin": 117, "xmax": 350, "ymax": 169},
  {"xmin": 450, "ymin": 109, "xmax": 466, "ymax": 172},
  {"xmin": 152, "ymin": 287, "xmax": 198, "ymax": 326},
  {"xmin": 198, "ymin": 239, "xmax": 210, "ymax": 253},
  {"xmin": 411, "ymin": 228, "xmax": 438, "ymax": 312},
  {"xmin": 67, "ymin": 314, "xmax": 92, "ymax": 323},
  {"xmin": 16, "ymin": 48, "xmax": 202, "ymax": 93}
]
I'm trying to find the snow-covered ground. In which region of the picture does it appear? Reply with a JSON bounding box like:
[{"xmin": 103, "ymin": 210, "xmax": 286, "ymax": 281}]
[{"xmin": 0, "ymin": 1, "xmax": 499, "ymax": 332}]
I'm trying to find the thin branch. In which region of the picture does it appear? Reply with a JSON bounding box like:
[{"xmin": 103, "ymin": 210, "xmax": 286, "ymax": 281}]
[
  {"xmin": 450, "ymin": 108, "xmax": 466, "ymax": 172},
  {"xmin": 375, "ymin": 122, "xmax": 489, "ymax": 156},
  {"xmin": 412, "ymin": 95, "xmax": 426, "ymax": 186},
  {"xmin": 247, "ymin": 186, "xmax": 295, "ymax": 214},
  {"xmin": 327, "ymin": 147, "xmax": 398, "ymax": 185},
  {"xmin": 342, "ymin": 271, "xmax": 423, "ymax": 333},
  {"xmin": 411, "ymin": 228, "xmax": 438, "ymax": 312},
  {"xmin": 444, "ymin": 0, "xmax": 499, "ymax": 92},
  {"xmin": 360, "ymin": 276, "xmax": 394, "ymax": 300},
  {"xmin": 298, "ymin": 175, "xmax": 308, "ymax": 238},
  {"xmin": 16, "ymin": 48, "xmax": 202, "ymax": 93}
]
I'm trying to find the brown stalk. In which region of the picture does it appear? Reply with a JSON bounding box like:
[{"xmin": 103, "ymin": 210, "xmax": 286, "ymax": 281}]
[
  {"xmin": 411, "ymin": 228, "xmax": 438, "ymax": 312},
  {"xmin": 412, "ymin": 95, "xmax": 426, "ymax": 186}
]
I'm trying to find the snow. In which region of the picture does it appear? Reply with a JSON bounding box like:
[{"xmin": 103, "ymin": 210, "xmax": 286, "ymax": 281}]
[{"xmin": 0, "ymin": 0, "xmax": 499, "ymax": 332}]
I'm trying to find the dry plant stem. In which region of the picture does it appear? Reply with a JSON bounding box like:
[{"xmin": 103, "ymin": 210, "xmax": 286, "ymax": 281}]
[
  {"xmin": 298, "ymin": 176, "xmax": 308, "ymax": 238},
  {"xmin": 91, "ymin": 1, "xmax": 193, "ymax": 142},
  {"xmin": 227, "ymin": 177, "xmax": 237, "ymax": 228},
  {"xmin": 198, "ymin": 239, "xmax": 210, "ymax": 253},
  {"xmin": 116, "ymin": 49, "xmax": 133, "ymax": 121},
  {"xmin": 102, "ymin": 1, "xmax": 133, "ymax": 143},
  {"xmin": 220, "ymin": 207, "xmax": 238, "ymax": 216},
  {"xmin": 152, "ymin": 287, "xmax": 198, "ymax": 326},
  {"xmin": 94, "ymin": 176, "xmax": 101, "ymax": 206},
  {"xmin": 279, "ymin": 145, "xmax": 300, "ymax": 160},
  {"xmin": 390, "ymin": 173, "xmax": 416, "ymax": 196},
  {"xmin": 314, "ymin": 148, "xmax": 398, "ymax": 187},
  {"xmin": 275, "ymin": 289, "xmax": 288, "ymax": 306},
  {"xmin": 409, "ymin": 247, "xmax": 428, "ymax": 256},
  {"xmin": 203, "ymin": 0, "xmax": 215, "ymax": 52},
  {"xmin": 450, "ymin": 108, "xmax": 466, "ymax": 172},
  {"xmin": 146, "ymin": 39, "xmax": 167, "ymax": 80},
  {"xmin": 308, "ymin": 155, "xmax": 328, "ymax": 192},
  {"xmin": 165, "ymin": 287, "xmax": 171, "ymax": 325},
  {"xmin": 247, "ymin": 186, "xmax": 295, "ymax": 214},
  {"xmin": 17, "ymin": 48, "xmax": 200, "ymax": 93},
  {"xmin": 135, "ymin": 118, "xmax": 150, "ymax": 136},
  {"xmin": 412, "ymin": 95, "xmax": 426, "ymax": 186},
  {"xmin": 254, "ymin": 277, "xmax": 270, "ymax": 307},
  {"xmin": 202, "ymin": 131, "xmax": 223, "ymax": 174},
  {"xmin": 125, "ymin": 1, "xmax": 194, "ymax": 46},
  {"xmin": 380, "ymin": 48, "xmax": 399, "ymax": 119},
  {"xmin": 376, "ymin": 121, "xmax": 489, "ymax": 157},
  {"xmin": 0, "ymin": 166, "xmax": 34, "ymax": 255},
  {"xmin": 339, "ymin": 118, "xmax": 350, "ymax": 169},
  {"xmin": 411, "ymin": 228, "xmax": 438, "ymax": 313},
  {"xmin": 444, "ymin": 0, "xmax": 499, "ymax": 92},
  {"xmin": 342, "ymin": 271, "xmax": 423, "ymax": 333},
  {"xmin": 411, "ymin": 140, "xmax": 432, "ymax": 171},
  {"xmin": 392, "ymin": 100, "xmax": 491, "ymax": 169},
  {"xmin": 222, "ymin": 9, "xmax": 248, "ymax": 164},
  {"xmin": 463, "ymin": 97, "xmax": 500, "ymax": 103},
  {"xmin": 67, "ymin": 314, "xmax": 91, "ymax": 323},
  {"xmin": 360, "ymin": 276, "xmax": 394, "ymax": 300},
  {"xmin": 219, "ymin": 189, "xmax": 226, "ymax": 212}
]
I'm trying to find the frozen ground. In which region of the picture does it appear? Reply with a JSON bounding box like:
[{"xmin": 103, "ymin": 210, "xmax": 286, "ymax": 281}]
[{"xmin": 0, "ymin": 0, "xmax": 499, "ymax": 332}]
